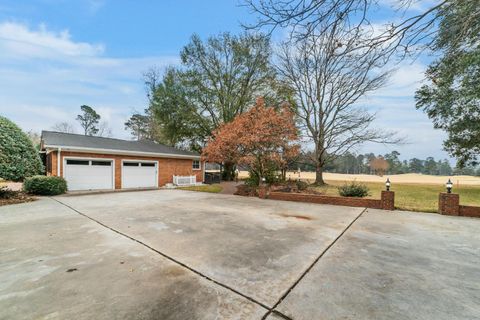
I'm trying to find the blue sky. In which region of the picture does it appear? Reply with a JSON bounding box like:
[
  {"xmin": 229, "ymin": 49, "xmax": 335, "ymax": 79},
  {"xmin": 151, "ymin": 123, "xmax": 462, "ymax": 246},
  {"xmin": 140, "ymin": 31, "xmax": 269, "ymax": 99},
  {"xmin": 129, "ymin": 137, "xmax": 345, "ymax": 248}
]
[{"xmin": 0, "ymin": 0, "xmax": 452, "ymax": 162}]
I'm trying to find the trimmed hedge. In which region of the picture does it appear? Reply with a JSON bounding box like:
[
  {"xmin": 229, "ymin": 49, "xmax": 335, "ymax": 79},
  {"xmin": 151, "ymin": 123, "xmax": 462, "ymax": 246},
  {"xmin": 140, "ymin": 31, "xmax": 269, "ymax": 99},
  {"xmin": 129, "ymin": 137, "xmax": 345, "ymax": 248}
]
[
  {"xmin": 23, "ymin": 176, "xmax": 67, "ymax": 195},
  {"xmin": 0, "ymin": 116, "xmax": 44, "ymax": 181}
]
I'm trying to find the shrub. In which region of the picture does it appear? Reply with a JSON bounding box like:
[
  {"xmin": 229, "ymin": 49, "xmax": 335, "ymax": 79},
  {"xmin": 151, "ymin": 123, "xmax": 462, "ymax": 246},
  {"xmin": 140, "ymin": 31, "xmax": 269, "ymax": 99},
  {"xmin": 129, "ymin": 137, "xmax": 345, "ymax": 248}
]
[
  {"xmin": 295, "ymin": 180, "xmax": 309, "ymax": 191},
  {"xmin": 23, "ymin": 176, "xmax": 67, "ymax": 195},
  {"xmin": 0, "ymin": 116, "xmax": 44, "ymax": 181},
  {"xmin": 338, "ymin": 181, "xmax": 370, "ymax": 198},
  {"xmin": 0, "ymin": 186, "xmax": 17, "ymax": 199},
  {"xmin": 244, "ymin": 167, "xmax": 280, "ymax": 186}
]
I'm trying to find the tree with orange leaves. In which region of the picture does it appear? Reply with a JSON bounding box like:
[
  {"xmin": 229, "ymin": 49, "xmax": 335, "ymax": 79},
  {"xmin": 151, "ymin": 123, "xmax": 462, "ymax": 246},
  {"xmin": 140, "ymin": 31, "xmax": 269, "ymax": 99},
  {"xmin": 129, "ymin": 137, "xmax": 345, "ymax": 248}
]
[
  {"xmin": 202, "ymin": 97, "xmax": 299, "ymax": 185},
  {"xmin": 369, "ymin": 156, "xmax": 389, "ymax": 176}
]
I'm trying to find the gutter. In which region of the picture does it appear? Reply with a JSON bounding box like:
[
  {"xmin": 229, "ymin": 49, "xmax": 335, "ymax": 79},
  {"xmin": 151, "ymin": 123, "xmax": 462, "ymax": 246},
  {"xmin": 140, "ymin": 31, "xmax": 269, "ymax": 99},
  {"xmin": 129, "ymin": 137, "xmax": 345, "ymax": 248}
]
[
  {"xmin": 44, "ymin": 145, "xmax": 201, "ymax": 160},
  {"xmin": 57, "ymin": 147, "xmax": 61, "ymax": 177}
]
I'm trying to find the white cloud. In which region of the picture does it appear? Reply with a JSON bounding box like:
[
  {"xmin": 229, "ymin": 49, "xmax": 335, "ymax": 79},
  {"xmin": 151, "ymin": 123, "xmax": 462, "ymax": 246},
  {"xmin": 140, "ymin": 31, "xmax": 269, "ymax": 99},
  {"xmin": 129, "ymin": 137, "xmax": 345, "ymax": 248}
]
[
  {"xmin": 362, "ymin": 61, "xmax": 426, "ymax": 102},
  {"xmin": 380, "ymin": 0, "xmax": 438, "ymax": 13},
  {"xmin": 356, "ymin": 61, "xmax": 452, "ymax": 161},
  {"xmin": 0, "ymin": 22, "xmax": 179, "ymax": 139},
  {"xmin": 0, "ymin": 22, "xmax": 104, "ymax": 59}
]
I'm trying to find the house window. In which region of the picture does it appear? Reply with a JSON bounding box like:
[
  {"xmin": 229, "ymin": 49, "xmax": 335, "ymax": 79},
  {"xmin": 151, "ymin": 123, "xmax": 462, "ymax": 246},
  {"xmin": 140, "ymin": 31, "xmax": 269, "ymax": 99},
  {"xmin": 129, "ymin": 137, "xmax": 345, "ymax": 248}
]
[
  {"xmin": 66, "ymin": 159, "xmax": 89, "ymax": 165},
  {"xmin": 123, "ymin": 162, "xmax": 140, "ymax": 167},
  {"xmin": 192, "ymin": 160, "xmax": 201, "ymax": 170},
  {"xmin": 141, "ymin": 163, "xmax": 155, "ymax": 167},
  {"xmin": 92, "ymin": 161, "xmax": 111, "ymax": 166}
]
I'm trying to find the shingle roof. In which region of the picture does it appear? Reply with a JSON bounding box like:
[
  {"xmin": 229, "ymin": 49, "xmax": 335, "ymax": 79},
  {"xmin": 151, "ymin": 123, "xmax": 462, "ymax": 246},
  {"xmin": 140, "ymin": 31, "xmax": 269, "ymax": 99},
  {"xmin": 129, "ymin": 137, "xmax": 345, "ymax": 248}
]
[{"xmin": 41, "ymin": 131, "xmax": 199, "ymax": 158}]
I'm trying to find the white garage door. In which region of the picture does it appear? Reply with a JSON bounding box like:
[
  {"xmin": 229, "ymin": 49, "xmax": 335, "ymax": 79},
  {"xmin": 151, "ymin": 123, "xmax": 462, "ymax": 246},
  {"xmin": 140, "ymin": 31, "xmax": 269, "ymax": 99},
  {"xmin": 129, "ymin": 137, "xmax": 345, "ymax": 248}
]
[
  {"xmin": 122, "ymin": 161, "xmax": 158, "ymax": 189},
  {"xmin": 64, "ymin": 159, "xmax": 114, "ymax": 191}
]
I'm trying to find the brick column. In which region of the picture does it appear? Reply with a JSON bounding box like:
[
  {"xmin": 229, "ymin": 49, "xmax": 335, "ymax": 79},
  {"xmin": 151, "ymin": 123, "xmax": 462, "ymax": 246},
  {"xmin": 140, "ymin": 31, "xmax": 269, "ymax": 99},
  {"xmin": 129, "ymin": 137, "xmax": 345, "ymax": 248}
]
[
  {"xmin": 438, "ymin": 193, "xmax": 459, "ymax": 216},
  {"xmin": 258, "ymin": 185, "xmax": 270, "ymax": 199},
  {"xmin": 381, "ymin": 191, "xmax": 395, "ymax": 210}
]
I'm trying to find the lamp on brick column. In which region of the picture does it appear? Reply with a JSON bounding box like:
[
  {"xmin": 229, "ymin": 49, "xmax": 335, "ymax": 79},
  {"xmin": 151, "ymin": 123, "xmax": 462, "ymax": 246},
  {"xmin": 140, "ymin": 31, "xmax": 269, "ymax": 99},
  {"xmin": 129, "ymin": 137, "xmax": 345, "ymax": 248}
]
[
  {"xmin": 446, "ymin": 179, "xmax": 453, "ymax": 193},
  {"xmin": 385, "ymin": 178, "xmax": 391, "ymax": 191}
]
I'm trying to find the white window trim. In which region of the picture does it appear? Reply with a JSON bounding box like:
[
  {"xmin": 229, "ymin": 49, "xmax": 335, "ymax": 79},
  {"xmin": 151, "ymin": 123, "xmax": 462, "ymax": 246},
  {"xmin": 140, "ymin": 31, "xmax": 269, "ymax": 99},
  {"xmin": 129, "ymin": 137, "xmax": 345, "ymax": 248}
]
[
  {"xmin": 192, "ymin": 160, "xmax": 201, "ymax": 170},
  {"xmin": 121, "ymin": 159, "xmax": 159, "ymax": 189},
  {"xmin": 63, "ymin": 156, "xmax": 115, "ymax": 190}
]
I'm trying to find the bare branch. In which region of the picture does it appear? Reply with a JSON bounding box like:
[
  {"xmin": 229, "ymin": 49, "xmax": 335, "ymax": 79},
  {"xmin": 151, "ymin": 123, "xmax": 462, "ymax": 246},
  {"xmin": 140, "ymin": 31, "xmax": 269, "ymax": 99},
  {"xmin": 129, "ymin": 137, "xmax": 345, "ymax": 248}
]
[{"xmin": 276, "ymin": 20, "xmax": 401, "ymax": 184}]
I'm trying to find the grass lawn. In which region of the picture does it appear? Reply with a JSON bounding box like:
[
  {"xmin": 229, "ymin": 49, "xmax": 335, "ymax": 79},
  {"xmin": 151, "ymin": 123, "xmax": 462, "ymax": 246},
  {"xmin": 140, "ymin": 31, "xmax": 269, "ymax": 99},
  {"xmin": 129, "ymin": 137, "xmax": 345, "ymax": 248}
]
[
  {"xmin": 178, "ymin": 184, "xmax": 223, "ymax": 193},
  {"xmin": 315, "ymin": 180, "xmax": 480, "ymax": 213}
]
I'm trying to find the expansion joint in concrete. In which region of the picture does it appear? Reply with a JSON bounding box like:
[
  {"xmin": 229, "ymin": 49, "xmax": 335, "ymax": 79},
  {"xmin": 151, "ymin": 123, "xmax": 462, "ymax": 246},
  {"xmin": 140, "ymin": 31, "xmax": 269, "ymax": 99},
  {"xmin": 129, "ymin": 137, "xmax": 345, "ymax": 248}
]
[
  {"xmin": 261, "ymin": 208, "xmax": 367, "ymax": 320},
  {"xmin": 51, "ymin": 197, "xmax": 272, "ymax": 313}
]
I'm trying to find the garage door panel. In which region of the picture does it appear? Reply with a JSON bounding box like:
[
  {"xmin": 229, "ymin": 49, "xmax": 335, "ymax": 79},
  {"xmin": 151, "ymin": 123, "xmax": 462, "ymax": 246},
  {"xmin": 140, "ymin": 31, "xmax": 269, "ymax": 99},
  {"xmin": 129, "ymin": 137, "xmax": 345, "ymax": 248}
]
[
  {"xmin": 64, "ymin": 159, "xmax": 113, "ymax": 191},
  {"xmin": 122, "ymin": 162, "xmax": 157, "ymax": 189}
]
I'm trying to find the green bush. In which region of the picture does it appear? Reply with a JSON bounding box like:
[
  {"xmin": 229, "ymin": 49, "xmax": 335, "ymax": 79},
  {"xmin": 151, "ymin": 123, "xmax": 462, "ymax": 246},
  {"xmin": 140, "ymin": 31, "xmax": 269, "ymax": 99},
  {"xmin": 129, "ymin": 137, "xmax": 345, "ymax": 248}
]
[
  {"xmin": 23, "ymin": 176, "xmax": 67, "ymax": 195},
  {"xmin": 244, "ymin": 169, "xmax": 280, "ymax": 186},
  {"xmin": 338, "ymin": 181, "xmax": 370, "ymax": 198},
  {"xmin": 0, "ymin": 116, "xmax": 44, "ymax": 181},
  {"xmin": 296, "ymin": 180, "xmax": 309, "ymax": 191}
]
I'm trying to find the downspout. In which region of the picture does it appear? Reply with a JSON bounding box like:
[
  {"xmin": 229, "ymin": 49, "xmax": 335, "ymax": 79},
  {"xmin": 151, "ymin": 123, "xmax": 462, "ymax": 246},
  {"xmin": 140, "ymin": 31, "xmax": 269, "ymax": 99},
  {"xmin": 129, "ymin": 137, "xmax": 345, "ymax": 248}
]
[
  {"xmin": 203, "ymin": 161, "xmax": 206, "ymax": 183},
  {"xmin": 57, "ymin": 148, "xmax": 61, "ymax": 177}
]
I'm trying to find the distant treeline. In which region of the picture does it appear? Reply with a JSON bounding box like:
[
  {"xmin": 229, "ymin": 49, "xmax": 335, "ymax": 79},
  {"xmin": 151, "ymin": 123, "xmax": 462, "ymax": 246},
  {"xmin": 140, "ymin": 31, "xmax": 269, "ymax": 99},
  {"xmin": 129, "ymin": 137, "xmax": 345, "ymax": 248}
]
[{"xmin": 293, "ymin": 151, "xmax": 480, "ymax": 176}]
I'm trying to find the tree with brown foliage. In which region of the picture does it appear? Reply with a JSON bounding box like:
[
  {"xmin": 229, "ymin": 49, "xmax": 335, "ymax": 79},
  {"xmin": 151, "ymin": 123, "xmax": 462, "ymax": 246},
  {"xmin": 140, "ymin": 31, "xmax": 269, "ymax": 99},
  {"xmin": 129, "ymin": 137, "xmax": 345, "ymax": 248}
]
[
  {"xmin": 369, "ymin": 156, "xmax": 389, "ymax": 176},
  {"xmin": 202, "ymin": 97, "xmax": 299, "ymax": 185}
]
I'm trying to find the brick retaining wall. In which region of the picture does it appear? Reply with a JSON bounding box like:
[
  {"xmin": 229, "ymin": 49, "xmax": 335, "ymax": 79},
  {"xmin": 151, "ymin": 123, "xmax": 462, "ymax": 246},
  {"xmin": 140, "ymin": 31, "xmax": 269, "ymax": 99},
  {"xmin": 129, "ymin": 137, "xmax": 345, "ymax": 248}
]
[
  {"xmin": 459, "ymin": 205, "xmax": 480, "ymax": 218},
  {"xmin": 267, "ymin": 190, "xmax": 395, "ymax": 210},
  {"xmin": 438, "ymin": 192, "xmax": 480, "ymax": 218}
]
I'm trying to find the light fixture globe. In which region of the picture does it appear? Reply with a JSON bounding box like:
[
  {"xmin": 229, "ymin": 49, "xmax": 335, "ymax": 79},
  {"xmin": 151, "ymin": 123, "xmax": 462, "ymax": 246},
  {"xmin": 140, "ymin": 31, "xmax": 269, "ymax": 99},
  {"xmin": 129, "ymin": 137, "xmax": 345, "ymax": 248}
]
[
  {"xmin": 446, "ymin": 179, "xmax": 453, "ymax": 193},
  {"xmin": 385, "ymin": 178, "xmax": 391, "ymax": 191}
]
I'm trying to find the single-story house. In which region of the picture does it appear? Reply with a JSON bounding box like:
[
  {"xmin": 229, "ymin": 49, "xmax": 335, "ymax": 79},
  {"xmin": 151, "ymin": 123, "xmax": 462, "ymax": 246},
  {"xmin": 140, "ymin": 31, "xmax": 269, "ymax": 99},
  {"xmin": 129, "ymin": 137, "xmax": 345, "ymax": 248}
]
[{"xmin": 40, "ymin": 131, "xmax": 204, "ymax": 191}]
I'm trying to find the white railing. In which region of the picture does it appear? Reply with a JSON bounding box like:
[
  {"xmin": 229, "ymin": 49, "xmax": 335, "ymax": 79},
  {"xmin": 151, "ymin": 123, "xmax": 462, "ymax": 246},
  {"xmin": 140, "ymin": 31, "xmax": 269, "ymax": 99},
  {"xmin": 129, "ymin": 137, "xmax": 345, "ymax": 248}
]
[{"xmin": 173, "ymin": 175, "xmax": 197, "ymax": 186}]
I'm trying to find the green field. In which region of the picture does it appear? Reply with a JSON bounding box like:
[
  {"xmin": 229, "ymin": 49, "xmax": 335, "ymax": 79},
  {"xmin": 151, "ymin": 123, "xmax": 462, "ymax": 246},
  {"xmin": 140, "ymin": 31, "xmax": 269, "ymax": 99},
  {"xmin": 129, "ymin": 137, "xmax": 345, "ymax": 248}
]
[
  {"xmin": 315, "ymin": 181, "xmax": 480, "ymax": 213},
  {"xmin": 178, "ymin": 184, "xmax": 222, "ymax": 193},
  {"xmin": 177, "ymin": 179, "xmax": 480, "ymax": 213}
]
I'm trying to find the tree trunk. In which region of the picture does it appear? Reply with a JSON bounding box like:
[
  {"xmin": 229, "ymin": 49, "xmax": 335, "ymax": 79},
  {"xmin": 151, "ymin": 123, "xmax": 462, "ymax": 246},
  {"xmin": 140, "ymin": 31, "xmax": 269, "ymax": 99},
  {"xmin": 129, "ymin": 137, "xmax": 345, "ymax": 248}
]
[
  {"xmin": 281, "ymin": 167, "xmax": 287, "ymax": 181},
  {"xmin": 315, "ymin": 164, "xmax": 325, "ymax": 185},
  {"xmin": 315, "ymin": 142, "xmax": 326, "ymax": 185},
  {"xmin": 222, "ymin": 161, "xmax": 236, "ymax": 181}
]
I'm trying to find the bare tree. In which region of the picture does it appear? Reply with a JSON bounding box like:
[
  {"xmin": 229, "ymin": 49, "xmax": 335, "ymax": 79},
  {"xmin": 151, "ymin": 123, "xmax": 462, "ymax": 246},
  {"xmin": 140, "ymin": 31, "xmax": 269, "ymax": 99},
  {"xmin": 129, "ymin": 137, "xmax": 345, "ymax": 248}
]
[
  {"xmin": 143, "ymin": 66, "xmax": 162, "ymax": 103},
  {"xmin": 51, "ymin": 122, "xmax": 76, "ymax": 134},
  {"xmin": 277, "ymin": 24, "xmax": 400, "ymax": 184},
  {"xmin": 243, "ymin": 0, "xmax": 474, "ymax": 58},
  {"xmin": 97, "ymin": 121, "xmax": 112, "ymax": 137}
]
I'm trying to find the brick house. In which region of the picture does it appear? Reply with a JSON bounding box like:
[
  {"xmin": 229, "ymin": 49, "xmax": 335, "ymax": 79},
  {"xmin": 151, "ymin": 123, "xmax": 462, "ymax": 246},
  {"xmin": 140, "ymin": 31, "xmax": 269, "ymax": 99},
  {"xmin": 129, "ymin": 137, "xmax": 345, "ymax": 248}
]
[{"xmin": 40, "ymin": 131, "xmax": 204, "ymax": 191}]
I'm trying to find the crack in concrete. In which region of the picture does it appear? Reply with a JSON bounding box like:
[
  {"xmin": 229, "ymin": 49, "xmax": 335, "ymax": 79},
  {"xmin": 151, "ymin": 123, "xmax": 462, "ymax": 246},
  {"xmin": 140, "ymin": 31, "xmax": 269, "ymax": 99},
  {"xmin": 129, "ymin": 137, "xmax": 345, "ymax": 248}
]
[{"xmin": 261, "ymin": 208, "xmax": 367, "ymax": 320}]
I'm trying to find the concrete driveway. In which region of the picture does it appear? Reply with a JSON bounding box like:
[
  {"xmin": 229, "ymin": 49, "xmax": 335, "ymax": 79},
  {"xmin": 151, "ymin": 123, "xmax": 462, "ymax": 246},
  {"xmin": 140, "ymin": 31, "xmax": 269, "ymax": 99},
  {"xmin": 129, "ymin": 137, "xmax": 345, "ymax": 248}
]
[{"xmin": 1, "ymin": 190, "xmax": 479, "ymax": 319}]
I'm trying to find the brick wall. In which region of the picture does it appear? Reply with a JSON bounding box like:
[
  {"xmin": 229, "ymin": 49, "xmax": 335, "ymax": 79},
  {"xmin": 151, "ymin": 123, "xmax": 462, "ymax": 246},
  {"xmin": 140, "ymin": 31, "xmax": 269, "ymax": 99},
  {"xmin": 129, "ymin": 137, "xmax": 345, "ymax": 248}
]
[
  {"xmin": 268, "ymin": 192, "xmax": 379, "ymax": 209},
  {"xmin": 439, "ymin": 192, "xmax": 480, "ymax": 218},
  {"xmin": 381, "ymin": 191, "xmax": 395, "ymax": 210},
  {"xmin": 459, "ymin": 205, "xmax": 480, "ymax": 218},
  {"xmin": 438, "ymin": 193, "xmax": 460, "ymax": 216},
  {"xmin": 46, "ymin": 151, "xmax": 203, "ymax": 189},
  {"xmin": 47, "ymin": 151, "xmax": 58, "ymax": 177},
  {"xmin": 266, "ymin": 190, "xmax": 395, "ymax": 210}
]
